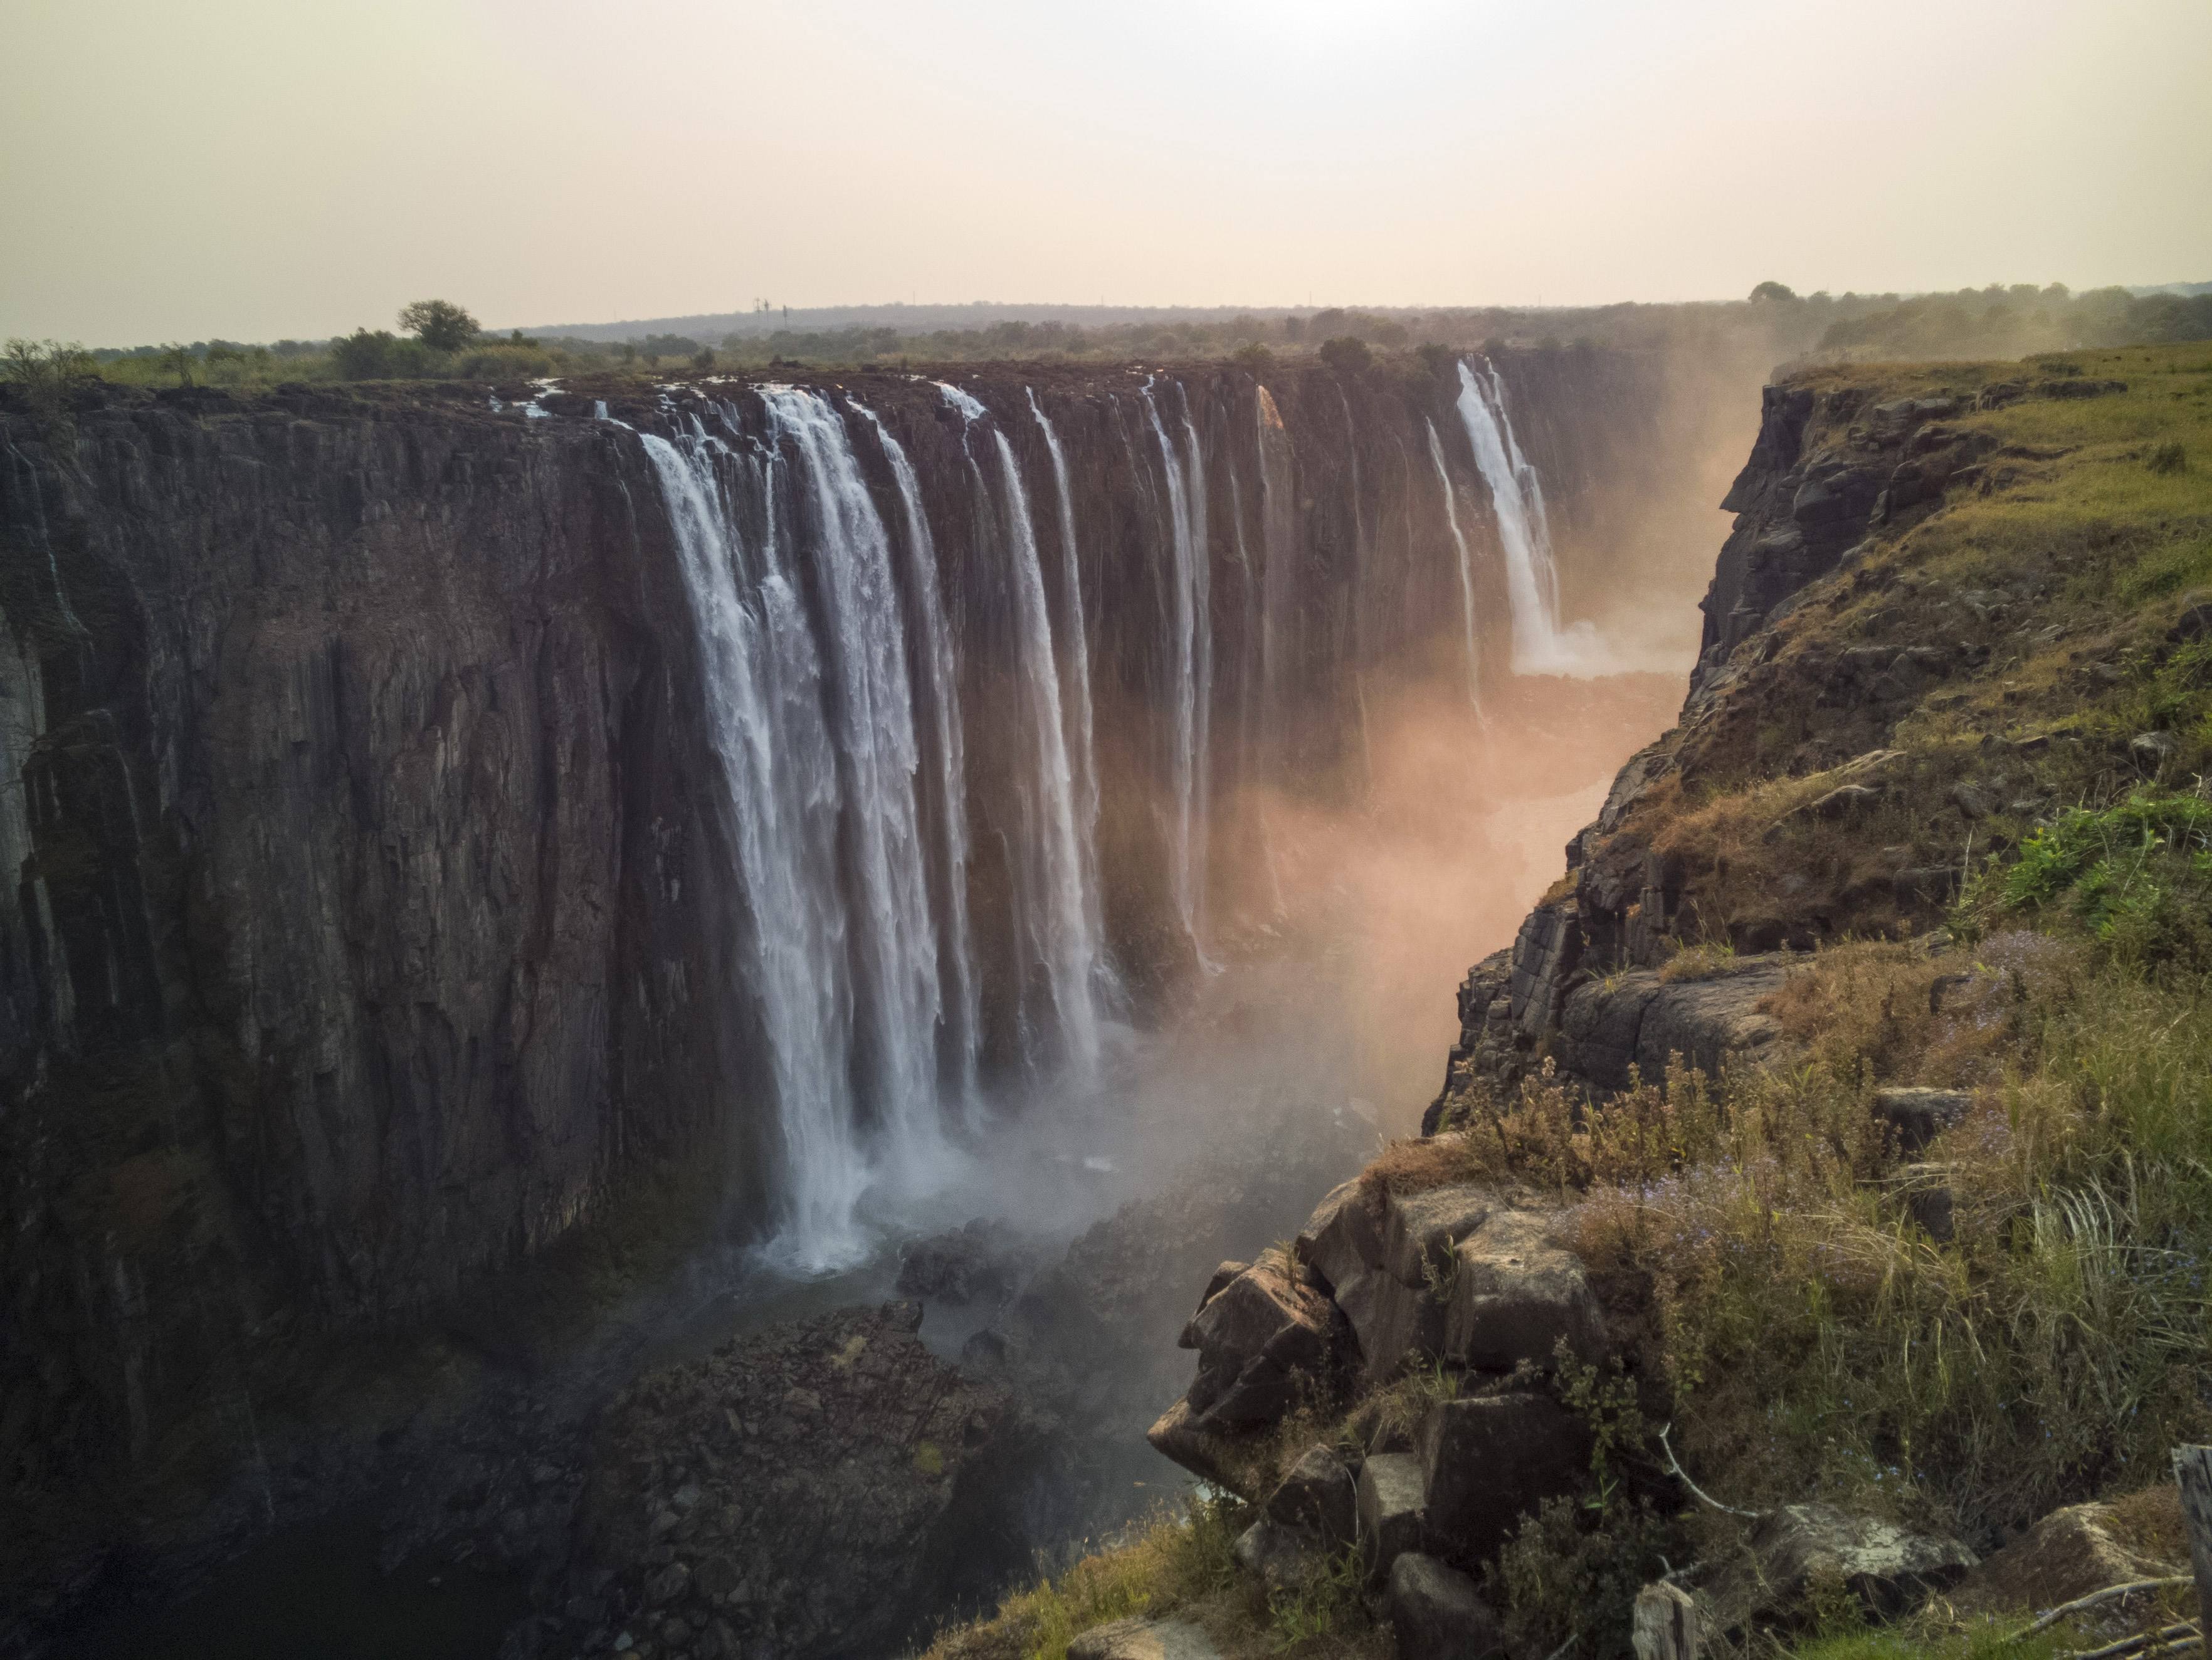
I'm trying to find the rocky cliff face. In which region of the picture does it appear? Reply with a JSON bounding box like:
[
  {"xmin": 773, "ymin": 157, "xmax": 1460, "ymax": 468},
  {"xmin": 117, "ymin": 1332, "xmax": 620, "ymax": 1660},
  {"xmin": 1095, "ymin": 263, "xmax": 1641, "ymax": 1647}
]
[
  {"xmin": 0, "ymin": 349, "xmax": 1690, "ymax": 1603},
  {"xmin": 1425, "ymin": 376, "xmax": 2018, "ymax": 1123}
]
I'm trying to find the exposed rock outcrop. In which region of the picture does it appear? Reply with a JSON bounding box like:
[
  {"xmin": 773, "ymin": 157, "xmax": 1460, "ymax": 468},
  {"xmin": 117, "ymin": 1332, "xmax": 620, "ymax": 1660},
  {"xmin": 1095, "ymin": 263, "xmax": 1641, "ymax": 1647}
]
[{"xmin": 1705, "ymin": 1503, "xmax": 1977, "ymax": 1632}]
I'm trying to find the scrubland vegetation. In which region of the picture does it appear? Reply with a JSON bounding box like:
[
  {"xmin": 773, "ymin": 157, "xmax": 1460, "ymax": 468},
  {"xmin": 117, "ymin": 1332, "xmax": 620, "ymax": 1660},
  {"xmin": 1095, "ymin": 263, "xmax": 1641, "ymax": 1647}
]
[{"xmin": 5, "ymin": 285, "xmax": 2206, "ymax": 401}]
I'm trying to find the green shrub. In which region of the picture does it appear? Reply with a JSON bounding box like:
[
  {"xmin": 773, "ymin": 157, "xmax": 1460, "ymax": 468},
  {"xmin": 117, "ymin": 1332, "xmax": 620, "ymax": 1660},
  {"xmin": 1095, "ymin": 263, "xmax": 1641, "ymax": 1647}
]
[
  {"xmin": 330, "ymin": 328, "xmax": 439, "ymax": 380},
  {"xmin": 2147, "ymin": 439, "xmax": 2188, "ymax": 474},
  {"xmin": 1317, "ymin": 336, "xmax": 1372, "ymax": 374},
  {"xmin": 1484, "ymin": 1496, "xmax": 1674, "ymax": 1660}
]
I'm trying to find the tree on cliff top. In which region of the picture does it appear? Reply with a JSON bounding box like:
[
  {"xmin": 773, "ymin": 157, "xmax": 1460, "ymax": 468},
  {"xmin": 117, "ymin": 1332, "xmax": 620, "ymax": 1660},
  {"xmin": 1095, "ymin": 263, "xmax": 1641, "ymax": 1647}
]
[
  {"xmin": 1749, "ymin": 280, "xmax": 1799, "ymax": 303},
  {"xmin": 398, "ymin": 298, "xmax": 480, "ymax": 353},
  {"xmin": 1319, "ymin": 335, "xmax": 1372, "ymax": 374}
]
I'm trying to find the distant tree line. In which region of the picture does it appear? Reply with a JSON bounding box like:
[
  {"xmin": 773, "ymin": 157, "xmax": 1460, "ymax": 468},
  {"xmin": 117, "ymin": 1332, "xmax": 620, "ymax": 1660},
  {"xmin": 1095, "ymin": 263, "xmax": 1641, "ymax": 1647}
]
[{"xmin": 11, "ymin": 281, "xmax": 2209, "ymax": 395}]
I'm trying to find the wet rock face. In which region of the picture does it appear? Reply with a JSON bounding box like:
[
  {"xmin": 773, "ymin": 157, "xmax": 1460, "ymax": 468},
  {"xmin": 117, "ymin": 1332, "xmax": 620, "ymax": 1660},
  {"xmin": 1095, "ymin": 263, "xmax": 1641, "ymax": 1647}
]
[{"xmin": 544, "ymin": 1302, "xmax": 1038, "ymax": 1660}]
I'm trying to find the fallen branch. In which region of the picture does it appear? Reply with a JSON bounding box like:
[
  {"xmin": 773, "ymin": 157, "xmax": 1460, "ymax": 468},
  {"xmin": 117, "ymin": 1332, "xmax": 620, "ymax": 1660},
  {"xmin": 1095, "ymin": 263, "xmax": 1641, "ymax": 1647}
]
[
  {"xmin": 2065, "ymin": 1624, "xmax": 2198, "ymax": 1660},
  {"xmin": 1656, "ymin": 1423, "xmax": 1769, "ymax": 1521},
  {"xmin": 1542, "ymin": 1632, "xmax": 1579, "ymax": 1660},
  {"xmin": 2020, "ymin": 1580, "xmax": 2193, "ymax": 1639}
]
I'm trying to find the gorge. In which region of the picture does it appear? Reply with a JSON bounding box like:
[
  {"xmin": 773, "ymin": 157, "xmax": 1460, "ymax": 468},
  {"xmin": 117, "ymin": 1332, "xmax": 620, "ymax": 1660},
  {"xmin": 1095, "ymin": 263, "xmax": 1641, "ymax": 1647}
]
[{"xmin": 0, "ymin": 347, "xmax": 1744, "ymax": 1653}]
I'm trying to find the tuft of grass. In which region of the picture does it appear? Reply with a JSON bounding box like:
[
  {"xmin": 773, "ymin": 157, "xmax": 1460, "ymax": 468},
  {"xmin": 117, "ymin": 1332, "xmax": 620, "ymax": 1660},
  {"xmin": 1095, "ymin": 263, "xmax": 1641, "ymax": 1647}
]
[
  {"xmin": 1265, "ymin": 1546, "xmax": 1368, "ymax": 1650},
  {"xmin": 920, "ymin": 1493, "xmax": 1247, "ymax": 1660},
  {"xmin": 1657, "ymin": 940, "xmax": 1741, "ymax": 982}
]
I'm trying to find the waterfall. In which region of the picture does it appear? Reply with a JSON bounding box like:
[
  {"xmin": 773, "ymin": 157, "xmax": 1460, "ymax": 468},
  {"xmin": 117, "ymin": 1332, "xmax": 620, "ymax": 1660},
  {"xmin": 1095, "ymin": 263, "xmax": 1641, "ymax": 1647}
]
[
  {"xmin": 1454, "ymin": 358, "xmax": 1597, "ymax": 675},
  {"xmin": 1426, "ymin": 417, "xmax": 1484, "ymax": 715},
  {"xmin": 759, "ymin": 389, "xmax": 949, "ymax": 1180},
  {"xmin": 1254, "ymin": 385, "xmax": 1297, "ymax": 784},
  {"xmin": 1140, "ymin": 381, "xmax": 1214, "ymax": 969},
  {"xmin": 941, "ymin": 386, "xmax": 1103, "ymax": 1080},
  {"xmin": 1024, "ymin": 390, "xmax": 1112, "ymax": 1009},
  {"xmin": 638, "ymin": 419, "xmax": 872, "ymax": 1270},
  {"xmin": 850, "ymin": 401, "xmax": 981, "ymax": 1118}
]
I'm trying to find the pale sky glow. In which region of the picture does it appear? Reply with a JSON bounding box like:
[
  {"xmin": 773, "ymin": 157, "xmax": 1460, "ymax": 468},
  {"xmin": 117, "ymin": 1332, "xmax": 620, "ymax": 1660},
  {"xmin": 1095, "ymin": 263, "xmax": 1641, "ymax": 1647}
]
[{"xmin": 5, "ymin": 0, "xmax": 2209, "ymax": 342}]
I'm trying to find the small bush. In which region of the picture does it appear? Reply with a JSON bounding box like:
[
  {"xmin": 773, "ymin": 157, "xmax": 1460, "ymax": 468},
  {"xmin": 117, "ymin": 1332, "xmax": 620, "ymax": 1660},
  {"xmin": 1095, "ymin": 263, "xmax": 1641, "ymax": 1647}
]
[
  {"xmin": 2146, "ymin": 439, "xmax": 2188, "ymax": 475},
  {"xmin": 330, "ymin": 328, "xmax": 440, "ymax": 381},
  {"xmin": 1, "ymin": 338, "xmax": 97, "ymax": 430},
  {"xmin": 1484, "ymin": 1495, "xmax": 1675, "ymax": 1660}
]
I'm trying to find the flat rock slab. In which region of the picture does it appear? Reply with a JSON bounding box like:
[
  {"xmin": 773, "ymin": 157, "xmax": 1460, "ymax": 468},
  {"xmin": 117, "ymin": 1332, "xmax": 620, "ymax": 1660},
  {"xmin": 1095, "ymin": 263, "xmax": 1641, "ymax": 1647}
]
[
  {"xmin": 1559, "ymin": 957, "xmax": 1793, "ymax": 1091},
  {"xmin": 1709, "ymin": 1502, "xmax": 1976, "ymax": 1628},
  {"xmin": 1946, "ymin": 1497, "xmax": 2181, "ymax": 1619},
  {"xmin": 1068, "ymin": 1617, "xmax": 1223, "ymax": 1659}
]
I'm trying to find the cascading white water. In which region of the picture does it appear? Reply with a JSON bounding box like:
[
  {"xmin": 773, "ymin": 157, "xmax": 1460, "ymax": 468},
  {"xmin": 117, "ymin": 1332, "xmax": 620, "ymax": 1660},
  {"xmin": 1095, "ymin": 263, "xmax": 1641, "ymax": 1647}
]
[
  {"xmin": 1454, "ymin": 358, "xmax": 1599, "ymax": 676},
  {"xmin": 1024, "ymin": 390, "xmax": 1113, "ymax": 1011},
  {"xmin": 941, "ymin": 386, "xmax": 1103, "ymax": 1080},
  {"xmin": 759, "ymin": 390, "xmax": 952, "ymax": 1183},
  {"xmin": 849, "ymin": 401, "xmax": 982, "ymax": 1122},
  {"xmin": 1254, "ymin": 385, "xmax": 1297, "ymax": 779},
  {"xmin": 638, "ymin": 419, "xmax": 873, "ymax": 1269},
  {"xmin": 1426, "ymin": 417, "xmax": 1484, "ymax": 715},
  {"xmin": 1140, "ymin": 381, "xmax": 1215, "ymax": 970}
]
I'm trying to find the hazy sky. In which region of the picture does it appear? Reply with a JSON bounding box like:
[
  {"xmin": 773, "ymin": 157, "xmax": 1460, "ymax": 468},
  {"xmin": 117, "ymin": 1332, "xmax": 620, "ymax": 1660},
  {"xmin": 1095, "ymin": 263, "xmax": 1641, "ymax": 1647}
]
[{"xmin": 6, "ymin": 0, "xmax": 2209, "ymax": 344}]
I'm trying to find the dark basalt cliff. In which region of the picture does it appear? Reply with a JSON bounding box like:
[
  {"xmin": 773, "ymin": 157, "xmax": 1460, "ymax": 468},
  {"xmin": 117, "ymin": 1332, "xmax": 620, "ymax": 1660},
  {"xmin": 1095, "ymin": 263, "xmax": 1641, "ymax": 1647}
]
[
  {"xmin": 0, "ymin": 350, "xmax": 1688, "ymax": 1615},
  {"xmin": 1427, "ymin": 377, "xmax": 2013, "ymax": 1123}
]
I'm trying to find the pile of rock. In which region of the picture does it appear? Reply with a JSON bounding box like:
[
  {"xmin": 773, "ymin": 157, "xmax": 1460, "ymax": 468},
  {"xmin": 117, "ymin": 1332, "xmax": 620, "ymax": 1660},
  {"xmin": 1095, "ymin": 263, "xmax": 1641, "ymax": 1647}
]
[
  {"xmin": 1147, "ymin": 1178, "xmax": 1618, "ymax": 1651},
  {"xmin": 515, "ymin": 1303, "xmax": 1038, "ymax": 1660}
]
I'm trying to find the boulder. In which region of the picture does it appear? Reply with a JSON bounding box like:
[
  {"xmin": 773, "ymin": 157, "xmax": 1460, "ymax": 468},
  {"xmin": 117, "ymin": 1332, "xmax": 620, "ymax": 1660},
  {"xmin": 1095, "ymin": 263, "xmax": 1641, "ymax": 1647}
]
[
  {"xmin": 1295, "ymin": 1180, "xmax": 1388, "ymax": 1293},
  {"xmin": 1943, "ymin": 1498, "xmax": 2182, "ymax": 1620},
  {"xmin": 1181, "ymin": 1254, "xmax": 1346, "ymax": 1431},
  {"xmin": 1335, "ymin": 1266, "xmax": 1448, "ymax": 1385},
  {"xmin": 2168, "ymin": 595, "xmax": 2212, "ymax": 643},
  {"xmin": 1234, "ymin": 1517, "xmax": 1324, "ymax": 1590},
  {"xmin": 1872, "ymin": 1088, "xmax": 1970, "ymax": 1154},
  {"xmin": 1357, "ymin": 1453, "xmax": 1430, "ymax": 1577},
  {"xmin": 1066, "ymin": 1617, "xmax": 1222, "ymax": 1660},
  {"xmin": 1389, "ymin": 1552, "xmax": 1505, "ymax": 1660},
  {"xmin": 896, "ymin": 1218, "xmax": 1024, "ymax": 1306},
  {"xmin": 1445, "ymin": 1211, "xmax": 1609, "ymax": 1373},
  {"xmin": 1264, "ymin": 1444, "xmax": 1359, "ymax": 1548},
  {"xmin": 1382, "ymin": 1186, "xmax": 1494, "ymax": 1288},
  {"xmin": 1194, "ymin": 1259, "xmax": 1249, "ymax": 1315},
  {"xmin": 1419, "ymin": 1394, "xmax": 1590, "ymax": 1568},
  {"xmin": 1145, "ymin": 1397, "xmax": 1248, "ymax": 1493},
  {"xmin": 1707, "ymin": 1503, "xmax": 1976, "ymax": 1629}
]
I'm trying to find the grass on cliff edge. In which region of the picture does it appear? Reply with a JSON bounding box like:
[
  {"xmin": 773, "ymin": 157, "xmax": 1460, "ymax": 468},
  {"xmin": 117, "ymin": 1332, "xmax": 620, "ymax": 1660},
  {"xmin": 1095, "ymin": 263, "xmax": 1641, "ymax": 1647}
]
[{"xmin": 916, "ymin": 1492, "xmax": 1387, "ymax": 1660}]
